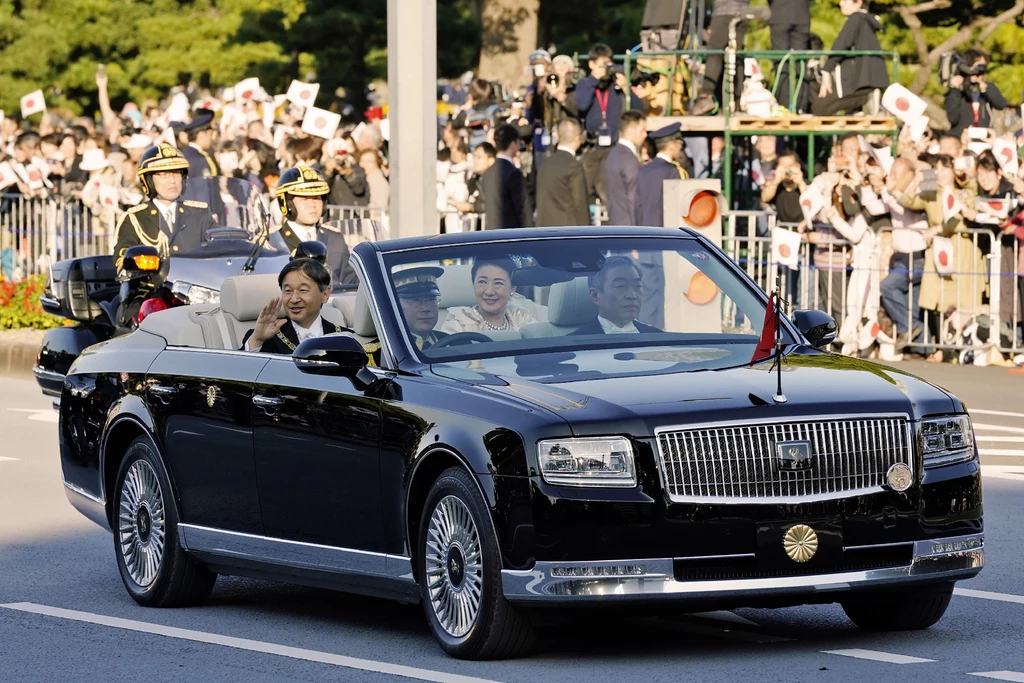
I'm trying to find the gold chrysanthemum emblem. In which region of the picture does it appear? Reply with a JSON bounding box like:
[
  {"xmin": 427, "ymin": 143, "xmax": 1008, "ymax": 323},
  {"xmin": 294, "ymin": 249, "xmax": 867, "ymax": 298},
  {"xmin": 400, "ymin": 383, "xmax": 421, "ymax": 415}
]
[{"xmin": 783, "ymin": 524, "xmax": 818, "ymax": 563}]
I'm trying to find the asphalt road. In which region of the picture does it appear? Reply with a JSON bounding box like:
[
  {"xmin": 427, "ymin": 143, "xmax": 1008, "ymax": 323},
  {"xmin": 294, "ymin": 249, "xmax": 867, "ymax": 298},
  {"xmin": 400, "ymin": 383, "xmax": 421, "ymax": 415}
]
[{"xmin": 1, "ymin": 364, "xmax": 1023, "ymax": 683}]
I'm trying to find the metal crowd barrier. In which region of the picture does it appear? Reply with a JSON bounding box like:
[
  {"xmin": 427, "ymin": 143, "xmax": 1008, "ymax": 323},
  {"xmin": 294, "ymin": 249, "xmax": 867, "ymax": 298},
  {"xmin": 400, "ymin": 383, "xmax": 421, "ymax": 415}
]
[{"xmin": 1, "ymin": 193, "xmax": 113, "ymax": 280}]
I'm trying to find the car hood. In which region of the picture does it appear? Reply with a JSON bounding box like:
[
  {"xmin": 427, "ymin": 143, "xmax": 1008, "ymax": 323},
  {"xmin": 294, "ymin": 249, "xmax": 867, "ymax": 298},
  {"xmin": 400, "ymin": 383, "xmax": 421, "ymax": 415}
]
[{"xmin": 473, "ymin": 348, "xmax": 959, "ymax": 437}]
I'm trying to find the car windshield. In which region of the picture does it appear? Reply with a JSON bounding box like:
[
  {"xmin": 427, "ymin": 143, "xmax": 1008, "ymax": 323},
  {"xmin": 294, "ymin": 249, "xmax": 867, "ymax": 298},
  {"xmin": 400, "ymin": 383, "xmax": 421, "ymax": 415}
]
[
  {"xmin": 175, "ymin": 177, "xmax": 288, "ymax": 257},
  {"xmin": 381, "ymin": 236, "xmax": 790, "ymax": 380}
]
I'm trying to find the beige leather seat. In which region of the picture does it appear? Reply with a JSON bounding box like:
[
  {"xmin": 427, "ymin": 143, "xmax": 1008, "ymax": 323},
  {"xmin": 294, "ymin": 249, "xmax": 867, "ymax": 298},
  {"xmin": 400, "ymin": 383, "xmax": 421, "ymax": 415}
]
[
  {"xmin": 137, "ymin": 304, "xmax": 219, "ymax": 347},
  {"xmin": 520, "ymin": 277, "xmax": 595, "ymax": 338}
]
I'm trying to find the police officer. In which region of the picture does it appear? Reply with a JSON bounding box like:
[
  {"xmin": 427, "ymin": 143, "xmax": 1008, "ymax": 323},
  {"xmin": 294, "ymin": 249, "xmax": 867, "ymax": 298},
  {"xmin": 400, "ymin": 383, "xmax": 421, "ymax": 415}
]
[
  {"xmin": 112, "ymin": 143, "xmax": 213, "ymax": 271},
  {"xmin": 363, "ymin": 266, "xmax": 450, "ymax": 366},
  {"xmin": 181, "ymin": 109, "xmax": 219, "ymax": 179},
  {"xmin": 276, "ymin": 165, "xmax": 358, "ymax": 287}
]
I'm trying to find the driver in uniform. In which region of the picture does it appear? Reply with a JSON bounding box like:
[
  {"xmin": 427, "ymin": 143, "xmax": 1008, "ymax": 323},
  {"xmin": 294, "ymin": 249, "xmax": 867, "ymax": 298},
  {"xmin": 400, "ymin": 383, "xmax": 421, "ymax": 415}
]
[
  {"xmin": 111, "ymin": 143, "xmax": 213, "ymax": 271},
  {"xmin": 276, "ymin": 165, "xmax": 358, "ymax": 287},
  {"xmin": 364, "ymin": 266, "xmax": 449, "ymax": 366}
]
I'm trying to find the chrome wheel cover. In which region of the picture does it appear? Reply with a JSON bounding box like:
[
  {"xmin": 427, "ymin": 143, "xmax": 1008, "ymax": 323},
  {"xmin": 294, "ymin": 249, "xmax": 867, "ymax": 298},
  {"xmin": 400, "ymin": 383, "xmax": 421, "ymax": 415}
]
[
  {"xmin": 425, "ymin": 495, "xmax": 484, "ymax": 638},
  {"xmin": 118, "ymin": 459, "xmax": 166, "ymax": 588}
]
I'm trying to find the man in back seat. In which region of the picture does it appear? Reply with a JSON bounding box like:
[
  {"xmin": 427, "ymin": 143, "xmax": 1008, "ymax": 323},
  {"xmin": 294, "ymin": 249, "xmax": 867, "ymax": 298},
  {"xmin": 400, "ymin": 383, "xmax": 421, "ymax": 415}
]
[
  {"xmin": 571, "ymin": 256, "xmax": 663, "ymax": 335},
  {"xmin": 242, "ymin": 258, "xmax": 341, "ymax": 354}
]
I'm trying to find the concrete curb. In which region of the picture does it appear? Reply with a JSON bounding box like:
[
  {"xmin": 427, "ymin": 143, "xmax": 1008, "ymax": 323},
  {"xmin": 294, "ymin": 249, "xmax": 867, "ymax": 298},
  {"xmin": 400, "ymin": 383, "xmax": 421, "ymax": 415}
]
[{"xmin": 0, "ymin": 339, "xmax": 38, "ymax": 380}]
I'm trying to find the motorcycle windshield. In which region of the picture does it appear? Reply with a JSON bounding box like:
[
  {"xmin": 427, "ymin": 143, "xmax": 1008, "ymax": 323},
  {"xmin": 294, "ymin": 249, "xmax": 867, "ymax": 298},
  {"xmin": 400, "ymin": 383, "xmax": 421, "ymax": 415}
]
[{"xmin": 175, "ymin": 177, "xmax": 288, "ymax": 257}]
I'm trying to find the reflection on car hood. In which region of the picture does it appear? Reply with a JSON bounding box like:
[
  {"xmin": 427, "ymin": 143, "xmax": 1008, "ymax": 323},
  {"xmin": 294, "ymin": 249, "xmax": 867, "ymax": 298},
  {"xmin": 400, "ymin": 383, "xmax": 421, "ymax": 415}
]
[
  {"xmin": 166, "ymin": 253, "xmax": 290, "ymax": 291},
  {"xmin": 472, "ymin": 348, "xmax": 958, "ymax": 436}
]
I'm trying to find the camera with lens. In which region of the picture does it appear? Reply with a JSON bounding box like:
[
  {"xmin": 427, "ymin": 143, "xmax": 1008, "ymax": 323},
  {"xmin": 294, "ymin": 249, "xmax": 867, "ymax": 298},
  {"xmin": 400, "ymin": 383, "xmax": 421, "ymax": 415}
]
[
  {"xmin": 630, "ymin": 69, "xmax": 662, "ymax": 88},
  {"xmin": 939, "ymin": 51, "xmax": 987, "ymax": 90}
]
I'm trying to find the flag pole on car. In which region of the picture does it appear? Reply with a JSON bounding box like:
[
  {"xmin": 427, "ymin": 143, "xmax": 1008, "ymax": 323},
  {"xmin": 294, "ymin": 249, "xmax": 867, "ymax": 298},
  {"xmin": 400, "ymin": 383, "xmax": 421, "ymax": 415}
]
[{"xmin": 751, "ymin": 276, "xmax": 787, "ymax": 404}]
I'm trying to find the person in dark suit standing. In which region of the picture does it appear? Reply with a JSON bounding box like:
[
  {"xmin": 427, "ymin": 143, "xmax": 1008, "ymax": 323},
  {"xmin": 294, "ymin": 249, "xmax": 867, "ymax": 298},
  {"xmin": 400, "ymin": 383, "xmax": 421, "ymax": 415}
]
[
  {"xmin": 636, "ymin": 123, "xmax": 686, "ymax": 330},
  {"xmin": 769, "ymin": 0, "xmax": 810, "ymax": 110},
  {"xmin": 242, "ymin": 258, "xmax": 340, "ymax": 354},
  {"xmin": 181, "ymin": 110, "xmax": 219, "ymax": 179},
  {"xmin": 571, "ymin": 256, "xmax": 663, "ymax": 334},
  {"xmin": 482, "ymin": 124, "xmax": 532, "ymax": 229},
  {"xmin": 603, "ymin": 110, "xmax": 648, "ymax": 225},
  {"xmin": 535, "ymin": 119, "xmax": 589, "ymax": 227}
]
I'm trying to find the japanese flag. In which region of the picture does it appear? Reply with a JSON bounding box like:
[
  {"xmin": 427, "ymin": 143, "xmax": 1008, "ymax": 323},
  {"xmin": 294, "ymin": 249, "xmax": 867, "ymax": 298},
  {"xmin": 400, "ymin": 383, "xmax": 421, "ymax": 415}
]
[
  {"xmin": 771, "ymin": 227, "xmax": 802, "ymax": 271},
  {"xmin": 14, "ymin": 161, "xmax": 44, "ymax": 190},
  {"xmin": 881, "ymin": 84, "xmax": 926, "ymax": 123},
  {"xmin": 286, "ymin": 80, "xmax": 320, "ymax": 109},
  {"xmin": 798, "ymin": 186, "xmax": 825, "ymax": 223},
  {"xmin": 941, "ymin": 188, "xmax": 962, "ymax": 223},
  {"xmin": 905, "ymin": 115, "xmax": 930, "ymax": 143},
  {"xmin": 20, "ymin": 89, "xmax": 45, "ymax": 118},
  {"xmin": 233, "ymin": 77, "xmax": 260, "ymax": 103},
  {"xmin": 932, "ymin": 236, "xmax": 955, "ymax": 275},
  {"xmin": 301, "ymin": 106, "xmax": 341, "ymax": 140},
  {"xmin": 976, "ymin": 196, "xmax": 1010, "ymax": 219},
  {"xmin": 0, "ymin": 161, "xmax": 17, "ymax": 190},
  {"xmin": 991, "ymin": 137, "xmax": 1019, "ymax": 176},
  {"xmin": 262, "ymin": 101, "xmax": 276, "ymax": 130},
  {"xmin": 99, "ymin": 184, "xmax": 120, "ymax": 210},
  {"xmin": 867, "ymin": 144, "xmax": 894, "ymax": 174}
]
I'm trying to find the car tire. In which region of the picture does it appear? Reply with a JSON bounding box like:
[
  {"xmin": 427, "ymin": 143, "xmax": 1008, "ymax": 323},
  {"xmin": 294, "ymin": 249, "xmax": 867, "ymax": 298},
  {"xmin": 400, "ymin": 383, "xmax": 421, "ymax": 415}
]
[
  {"xmin": 417, "ymin": 466, "xmax": 534, "ymax": 660},
  {"xmin": 113, "ymin": 436, "xmax": 216, "ymax": 607},
  {"xmin": 841, "ymin": 582, "xmax": 954, "ymax": 631}
]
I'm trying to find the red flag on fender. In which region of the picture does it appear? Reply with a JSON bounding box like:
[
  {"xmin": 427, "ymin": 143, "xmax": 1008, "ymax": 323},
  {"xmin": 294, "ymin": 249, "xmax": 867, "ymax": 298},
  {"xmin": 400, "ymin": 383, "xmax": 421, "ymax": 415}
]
[{"xmin": 751, "ymin": 291, "xmax": 778, "ymax": 365}]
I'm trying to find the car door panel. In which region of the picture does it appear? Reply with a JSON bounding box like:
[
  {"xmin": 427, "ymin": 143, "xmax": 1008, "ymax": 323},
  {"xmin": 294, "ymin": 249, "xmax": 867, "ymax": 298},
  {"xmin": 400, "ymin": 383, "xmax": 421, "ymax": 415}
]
[
  {"xmin": 147, "ymin": 349, "xmax": 269, "ymax": 534},
  {"xmin": 252, "ymin": 357, "xmax": 383, "ymax": 550}
]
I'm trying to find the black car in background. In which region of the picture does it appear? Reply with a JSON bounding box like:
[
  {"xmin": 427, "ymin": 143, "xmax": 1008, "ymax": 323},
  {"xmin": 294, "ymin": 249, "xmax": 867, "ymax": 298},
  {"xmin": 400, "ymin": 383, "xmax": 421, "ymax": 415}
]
[{"xmin": 55, "ymin": 227, "xmax": 983, "ymax": 659}]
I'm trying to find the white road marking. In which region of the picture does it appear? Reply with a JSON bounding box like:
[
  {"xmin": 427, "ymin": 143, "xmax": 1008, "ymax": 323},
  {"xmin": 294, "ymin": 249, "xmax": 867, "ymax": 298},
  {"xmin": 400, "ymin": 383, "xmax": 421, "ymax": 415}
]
[
  {"xmin": 977, "ymin": 436, "xmax": 1024, "ymax": 443},
  {"xmin": 978, "ymin": 449, "xmax": 1024, "ymax": 457},
  {"xmin": 969, "ymin": 409, "xmax": 1024, "ymax": 419},
  {"xmin": 0, "ymin": 602, "xmax": 500, "ymax": 683},
  {"xmin": 973, "ymin": 423, "xmax": 1024, "ymax": 434},
  {"xmin": 955, "ymin": 588, "xmax": 1024, "ymax": 605},
  {"xmin": 0, "ymin": 457, "xmax": 18, "ymax": 462},
  {"xmin": 982, "ymin": 466, "xmax": 1024, "ymax": 482},
  {"xmin": 970, "ymin": 672, "xmax": 1024, "ymax": 683},
  {"xmin": 6, "ymin": 408, "xmax": 59, "ymax": 423},
  {"xmin": 822, "ymin": 649, "xmax": 934, "ymax": 664}
]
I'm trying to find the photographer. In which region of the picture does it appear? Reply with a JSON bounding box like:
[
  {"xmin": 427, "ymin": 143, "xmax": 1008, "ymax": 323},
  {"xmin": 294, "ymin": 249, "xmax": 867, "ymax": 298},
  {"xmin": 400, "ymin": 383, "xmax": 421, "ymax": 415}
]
[
  {"xmin": 451, "ymin": 78, "xmax": 505, "ymax": 151},
  {"xmin": 528, "ymin": 54, "xmax": 581, "ymax": 157},
  {"xmin": 575, "ymin": 43, "xmax": 624, "ymax": 147},
  {"xmin": 323, "ymin": 135, "xmax": 369, "ymax": 207},
  {"xmin": 945, "ymin": 50, "xmax": 1007, "ymax": 137}
]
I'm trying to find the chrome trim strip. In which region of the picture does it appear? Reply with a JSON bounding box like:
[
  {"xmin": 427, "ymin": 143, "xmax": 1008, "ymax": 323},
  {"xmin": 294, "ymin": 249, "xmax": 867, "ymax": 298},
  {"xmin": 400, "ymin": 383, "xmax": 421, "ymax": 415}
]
[
  {"xmin": 923, "ymin": 449, "xmax": 977, "ymax": 469},
  {"xmin": 653, "ymin": 413, "xmax": 913, "ymax": 435},
  {"xmin": 381, "ymin": 233, "xmax": 697, "ymax": 255},
  {"xmin": 166, "ymin": 345, "xmax": 265, "ymax": 358},
  {"xmin": 63, "ymin": 479, "xmax": 105, "ymax": 505},
  {"xmin": 676, "ymin": 552, "xmax": 756, "ymax": 562},
  {"xmin": 843, "ymin": 540, "xmax": 915, "ymax": 551},
  {"xmin": 177, "ymin": 524, "xmax": 415, "ymax": 582},
  {"xmin": 501, "ymin": 533, "xmax": 983, "ymax": 602},
  {"xmin": 665, "ymin": 487, "xmax": 889, "ymax": 505},
  {"xmin": 33, "ymin": 366, "xmax": 66, "ymax": 384}
]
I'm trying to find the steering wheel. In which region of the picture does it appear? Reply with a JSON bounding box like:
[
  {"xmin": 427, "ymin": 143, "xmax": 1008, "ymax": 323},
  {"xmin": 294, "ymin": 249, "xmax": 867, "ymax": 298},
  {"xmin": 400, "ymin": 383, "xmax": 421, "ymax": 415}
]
[{"xmin": 428, "ymin": 331, "xmax": 493, "ymax": 349}]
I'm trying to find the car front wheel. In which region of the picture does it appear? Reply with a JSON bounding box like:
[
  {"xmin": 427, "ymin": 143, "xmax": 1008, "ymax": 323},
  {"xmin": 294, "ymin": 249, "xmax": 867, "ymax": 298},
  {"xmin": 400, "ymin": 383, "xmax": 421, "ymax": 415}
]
[
  {"xmin": 113, "ymin": 436, "xmax": 216, "ymax": 607},
  {"xmin": 841, "ymin": 581, "xmax": 954, "ymax": 631},
  {"xmin": 418, "ymin": 466, "xmax": 534, "ymax": 659}
]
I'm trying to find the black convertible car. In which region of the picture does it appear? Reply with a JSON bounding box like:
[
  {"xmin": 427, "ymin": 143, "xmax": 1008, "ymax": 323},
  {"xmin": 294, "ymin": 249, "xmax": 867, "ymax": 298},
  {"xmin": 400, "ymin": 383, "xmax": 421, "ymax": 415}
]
[{"xmin": 56, "ymin": 227, "xmax": 983, "ymax": 659}]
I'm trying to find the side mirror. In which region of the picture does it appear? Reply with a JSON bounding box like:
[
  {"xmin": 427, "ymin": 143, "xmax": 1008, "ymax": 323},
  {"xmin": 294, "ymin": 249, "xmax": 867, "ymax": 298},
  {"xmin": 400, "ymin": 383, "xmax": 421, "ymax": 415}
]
[
  {"xmin": 293, "ymin": 240, "xmax": 328, "ymax": 264},
  {"xmin": 293, "ymin": 334, "xmax": 367, "ymax": 377},
  {"xmin": 791, "ymin": 309, "xmax": 837, "ymax": 349},
  {"xmin": 121, "ymin": 245, "xmax": 161, "ymax": 279}
]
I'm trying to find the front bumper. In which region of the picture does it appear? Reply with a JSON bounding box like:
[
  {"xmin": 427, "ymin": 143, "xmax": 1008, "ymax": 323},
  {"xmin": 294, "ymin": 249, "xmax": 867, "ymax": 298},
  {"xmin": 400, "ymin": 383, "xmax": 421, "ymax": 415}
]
[{"xmin": 502, "ymin": 533, "xmax": 983, "ymax": 603}]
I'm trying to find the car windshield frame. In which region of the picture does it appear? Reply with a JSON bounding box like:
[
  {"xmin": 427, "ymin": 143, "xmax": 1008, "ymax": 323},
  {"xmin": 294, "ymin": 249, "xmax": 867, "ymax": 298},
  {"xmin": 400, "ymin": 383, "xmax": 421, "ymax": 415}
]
[{"xmin": 375, "ymin": 233, "xmax": 796, "ymax": 371}]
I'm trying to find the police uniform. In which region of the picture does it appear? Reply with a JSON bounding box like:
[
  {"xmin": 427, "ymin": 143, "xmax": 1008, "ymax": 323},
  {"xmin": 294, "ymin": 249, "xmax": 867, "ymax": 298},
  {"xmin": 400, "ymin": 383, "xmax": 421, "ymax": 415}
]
[
  {"xmin": 363, "ymin": 266, "xmax": 449, "ymax": 366},
  {"xmin": 276, "ymin": 166, "xmax": 358, "ymax": 286},
  {"xmin": 112, "ymin": 144, "xmax": 215, "ymax": 270},
  {"xmin": 181, "ymin": 110, "xmax": 219, "ymax": 179}
]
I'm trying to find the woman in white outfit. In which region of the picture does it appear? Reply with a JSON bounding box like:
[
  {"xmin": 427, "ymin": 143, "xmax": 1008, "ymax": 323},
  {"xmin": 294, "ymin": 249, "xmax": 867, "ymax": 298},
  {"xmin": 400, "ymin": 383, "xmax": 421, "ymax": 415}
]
[{"xmin": 442, "ymin": 257, "xmax": 539, "ymax": 333}]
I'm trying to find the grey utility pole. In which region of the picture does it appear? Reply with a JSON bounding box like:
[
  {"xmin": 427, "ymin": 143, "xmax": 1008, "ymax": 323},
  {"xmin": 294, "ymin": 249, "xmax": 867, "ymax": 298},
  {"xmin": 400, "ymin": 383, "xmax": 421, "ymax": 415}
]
[{"xmin": 387, "ymin": 0, "xmax": 438, "ymax": 238}]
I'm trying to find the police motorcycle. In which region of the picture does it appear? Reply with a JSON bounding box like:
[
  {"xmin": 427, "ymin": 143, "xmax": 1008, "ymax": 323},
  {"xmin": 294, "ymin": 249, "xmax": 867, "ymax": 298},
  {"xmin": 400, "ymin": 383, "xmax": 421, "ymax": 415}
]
[{"xmin": 33, "ymin": 173, "xmax": 289, "ymax": 399}]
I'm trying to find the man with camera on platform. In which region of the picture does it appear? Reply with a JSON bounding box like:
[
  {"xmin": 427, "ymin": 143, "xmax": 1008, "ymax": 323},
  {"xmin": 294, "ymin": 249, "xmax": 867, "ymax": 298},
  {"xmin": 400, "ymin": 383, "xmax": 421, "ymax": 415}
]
[
  {"xmin": 945, "ymin": 49, "xmax": 1008, "ymax": 138},
  {"xmin": 576, "ymin": 43, "xmax": 626, "ymax": 204},
  {"xmin": 527, "ymin": 52, "xmax": 581, "ymax": 167}
]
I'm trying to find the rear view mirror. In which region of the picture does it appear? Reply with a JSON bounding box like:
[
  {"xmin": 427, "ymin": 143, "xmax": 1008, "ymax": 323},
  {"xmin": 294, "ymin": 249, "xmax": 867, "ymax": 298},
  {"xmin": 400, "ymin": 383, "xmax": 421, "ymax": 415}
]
[
  {"xmin": 792, "ymin": 309, "xmax": 837, "ymax": 348},
  {"xmin": 293, "ymin": 334, "xmax": 368, "ymax": 377}
]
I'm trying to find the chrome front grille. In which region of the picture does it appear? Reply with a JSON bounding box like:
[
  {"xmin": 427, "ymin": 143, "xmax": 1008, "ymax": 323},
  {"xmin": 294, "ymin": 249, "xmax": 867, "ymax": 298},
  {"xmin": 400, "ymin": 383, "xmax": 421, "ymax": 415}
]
[{"xmin": 655, "ymin": 416, "xmax": 912, "ymax": 502}]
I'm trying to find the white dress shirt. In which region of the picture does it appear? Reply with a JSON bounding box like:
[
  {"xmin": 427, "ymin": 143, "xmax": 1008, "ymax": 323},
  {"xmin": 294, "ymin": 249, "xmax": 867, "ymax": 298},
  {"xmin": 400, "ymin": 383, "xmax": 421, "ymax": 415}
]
[
  {"xmin": 153, "ymin": 199, "xmax": 177, "ymax": 231},
  {"xmin": 598, "ymin": 315, "xmax": 639, "ymax": 334},
  {"xmin": 617, "ymin": 138, "xmax": 638, "ymax": 159},
  {"xmin": 288, "ymin": 220, "xmax": 317, "ymax": 244},
  {"xmin": 556, "ymin": 145, "xmax": 577, "ymax": 157}
]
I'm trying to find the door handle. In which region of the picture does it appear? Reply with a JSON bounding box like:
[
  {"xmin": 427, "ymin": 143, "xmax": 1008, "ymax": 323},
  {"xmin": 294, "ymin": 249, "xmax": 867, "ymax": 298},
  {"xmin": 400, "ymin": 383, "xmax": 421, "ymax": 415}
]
[
  {"xmin": 252, "ymin": 395, "xmax": 283, "ymax": 407},
  {"xmin": 148, "ymin": 384, "xmax": 178, "ymax": 396}
]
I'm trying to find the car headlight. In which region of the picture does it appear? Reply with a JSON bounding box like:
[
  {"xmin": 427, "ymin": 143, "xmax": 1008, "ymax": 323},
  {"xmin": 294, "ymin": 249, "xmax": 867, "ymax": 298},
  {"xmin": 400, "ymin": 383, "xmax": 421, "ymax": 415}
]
[
  {"xmin": 920, "ymin": 415, "xmax": 975, "ymax": 468},
  {"xmin": 171, "ymin": 281, "xmax": 220, "ymax": 305},
  {"xmin": 537, "ymin": 437, "xmax": 636, "ymax": 488}
]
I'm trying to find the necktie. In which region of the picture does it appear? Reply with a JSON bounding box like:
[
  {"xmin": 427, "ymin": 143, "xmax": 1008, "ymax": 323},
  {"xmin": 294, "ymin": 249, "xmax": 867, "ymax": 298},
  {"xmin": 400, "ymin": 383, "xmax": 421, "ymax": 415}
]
[{"xmin": 415, "ymin": 337, "xmax": 424, "ymax": 350}]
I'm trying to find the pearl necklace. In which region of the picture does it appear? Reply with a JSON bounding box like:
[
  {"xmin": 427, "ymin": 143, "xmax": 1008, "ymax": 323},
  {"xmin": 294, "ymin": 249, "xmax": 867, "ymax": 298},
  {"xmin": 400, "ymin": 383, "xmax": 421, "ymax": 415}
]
[{"xmin": 481, "ymin": 314, "xmax": 511, "ymax": 331}]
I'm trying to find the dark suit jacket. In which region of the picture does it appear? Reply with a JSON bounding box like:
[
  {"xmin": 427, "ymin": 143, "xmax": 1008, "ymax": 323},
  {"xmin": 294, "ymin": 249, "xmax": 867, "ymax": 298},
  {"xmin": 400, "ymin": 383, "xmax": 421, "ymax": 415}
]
[
  {"xmin": 482, "ymin": 158, "xmax": 531, "ymax": 229},
  {"xmin": 112, "ymin": 200, "xmax": 216, "ymax": 270},
  {"xmin": 182, "ymin": 144, "xmax": 219, "ymax": 178},
  {"xmin": 280, "ymin": 222, "xmax": 359, "ymax": 286},
  {"xmin": 241, "ymin": 318, "xmax": 339, "ymax": 354},
  {"xmin": 604, "ymin": 143, "xmax": 640, "ymax": 226},
  {"xmin": 535, "ymin": 149, "xmax": 590, "ymax": 227},
  {"xmin": 570, "ymin": 318, "xmax": 663, "ymax": 335},
  {"xmin": 637, "ymin": 156, "xmax": 681, "ymax": 227}
]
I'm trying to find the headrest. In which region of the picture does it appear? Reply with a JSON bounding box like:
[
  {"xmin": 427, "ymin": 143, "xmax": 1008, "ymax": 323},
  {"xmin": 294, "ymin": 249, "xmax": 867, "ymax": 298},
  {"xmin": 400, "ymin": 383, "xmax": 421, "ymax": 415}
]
[
  {"xmin": 220, "ymin": 274, "xmax": 282, "ymax": 321},
  {"xmin": 352, "ymin": 287, "xmax": 376, "ymax": 337},
  {"xmin": 436, "ymin": 264, "xmax": 476, "ymax": 308},
  {"xmin": 548, "ymin": 277, "xmax": 596, "ymax": 326}
]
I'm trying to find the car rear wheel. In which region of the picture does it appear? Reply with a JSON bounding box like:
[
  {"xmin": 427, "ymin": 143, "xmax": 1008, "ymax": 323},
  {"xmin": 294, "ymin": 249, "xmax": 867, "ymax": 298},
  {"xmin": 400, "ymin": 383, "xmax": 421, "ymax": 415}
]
[
  {"xmin": 841, "ymin": 582, "xmax": 954, "ymax": 631},
  {"xmin": 113, "ymin": 436, "xmax": 216, "ymax": 607},
  {"xmin": 418, "ymin": 466, "xmax": 534, "ymax": 659}
]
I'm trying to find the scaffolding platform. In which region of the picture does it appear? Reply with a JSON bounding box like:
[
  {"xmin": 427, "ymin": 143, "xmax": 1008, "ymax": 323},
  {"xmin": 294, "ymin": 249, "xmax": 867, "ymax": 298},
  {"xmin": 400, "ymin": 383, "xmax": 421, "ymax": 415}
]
[{"xmin": 729, "ymin": 114, "xmax": 896, "ymax": 133}]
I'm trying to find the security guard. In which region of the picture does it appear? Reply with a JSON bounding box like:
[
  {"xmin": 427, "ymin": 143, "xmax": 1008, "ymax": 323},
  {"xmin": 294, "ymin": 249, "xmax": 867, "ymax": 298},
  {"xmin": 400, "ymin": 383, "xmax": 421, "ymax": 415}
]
[
  {"xmin": 276, "ymin": 165, "xmax": 358, "ymax": 287},
  {"xmin": 363, "ymin": 266, "xmax": 449, "ymax": 366},
  {"xmin": 112, "ymin": 144, "xmax": 214, "ymax": 271},
  {"xmin": 181, "ymin": 109, "xmax": 220, "ymax": 179}
]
